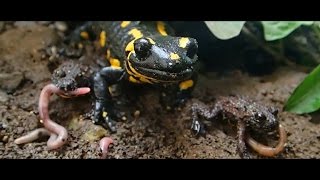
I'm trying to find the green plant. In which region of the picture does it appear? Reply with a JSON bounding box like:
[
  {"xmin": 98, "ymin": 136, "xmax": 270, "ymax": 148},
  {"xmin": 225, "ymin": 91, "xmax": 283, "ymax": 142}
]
[
  {"xmin": 261, "ymin": 21, "xmax": 313, "ymax": 41},
  {"xmin": 205, "ymin": 21, "xmax": 320, "ymax": 114},
  {"xmin": 205, "ymin": 21, "xmax": 314, "ymax": 41},
  {"xmin": 204, "ymin": 21, "xmax": 246, "ymax": 40},
  {"xmin": 284, "ymin": 64, "xmax": 320, "ymax": 114}
]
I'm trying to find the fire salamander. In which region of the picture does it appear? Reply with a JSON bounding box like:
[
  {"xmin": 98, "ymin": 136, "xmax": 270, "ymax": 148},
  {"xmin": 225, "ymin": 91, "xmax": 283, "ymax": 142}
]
[{"xmin": 67, "ymin": 21, "xmax": 199, "ymax": 132}]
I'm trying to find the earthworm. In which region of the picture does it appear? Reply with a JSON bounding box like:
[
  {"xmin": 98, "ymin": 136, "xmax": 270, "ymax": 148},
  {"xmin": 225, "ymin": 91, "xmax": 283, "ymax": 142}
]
[
  {"xmin": 246, "ymin": 124, "xmax": 287, "ymax": 157},
  {"xmin": 14, "ymin": 128, "xmax": 53, "ymax": 144},
  {"xmin": 99, "ymin": 137, "xmax": 114, "ymax": 159},
  {"xmin": 14, "ymin": 84, "xmax": 90, "ymax": 150}
]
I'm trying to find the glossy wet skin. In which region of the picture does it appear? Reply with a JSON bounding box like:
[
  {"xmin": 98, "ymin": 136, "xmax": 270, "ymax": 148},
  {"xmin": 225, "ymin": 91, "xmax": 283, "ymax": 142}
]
[{"xmin": 126, "ymin": 36, "xmax": 198, "ymax": 82}]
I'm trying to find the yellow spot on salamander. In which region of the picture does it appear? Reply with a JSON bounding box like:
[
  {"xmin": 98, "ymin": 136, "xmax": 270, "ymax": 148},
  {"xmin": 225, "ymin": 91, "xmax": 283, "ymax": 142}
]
[
  {"xmin": 121, "ymin": 21, "xmax": 131, "ymax": 28},
  {"xmin": 125, "ymin": 40, "xmax": 135, "ymax": 54},
  {"xmin": 147, "ymin": 38, "xmax": 155, "ymax": 44},
  {"xmin": 170, "ymin": 53, "xmax": 180, "ymax": 60},
  {"xmin": 129, "ymin": 76, "xmax": 141, "ymax": 83},
  {"xmin": 125, "ymin": 29, "xmax": 144, "ymax": 57},
  {"xmin": 109, "ymin": 58, "xmax": 121, "ymax": 68},
  {"xmin": 179, "ymin": 80, "xmax": 194, "ymax": 90},
  {"xmin": 99, "ymin": 31, "xmax": 106, "ymax": 47},
  {"xmin": 80, "ymin": 31, "xmax": 89, "ymax": 40},
  {"xmin": 128, "ymin": 28, "xmax": 143, "ymax": 39},
  {"xmin": 102, "ymin": 111, "xmax": 108, "ymax": 118},
  {"xmin": 106, "ymin": 49, "xmax": 111, "ymax": 59},
  {"xmin": 157, "ymin": 21, "xmax": 168, "ymax": 36},
  {"xmin": 179, "ymin": 37, "xmax": 190, "ymax": 48}
]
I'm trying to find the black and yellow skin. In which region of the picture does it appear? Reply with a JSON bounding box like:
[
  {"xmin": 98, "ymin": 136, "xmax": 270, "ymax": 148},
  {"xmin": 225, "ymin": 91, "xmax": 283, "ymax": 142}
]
[{"xmin": 68, "ymin": 21, "xmax": 199, "ymax": 132}]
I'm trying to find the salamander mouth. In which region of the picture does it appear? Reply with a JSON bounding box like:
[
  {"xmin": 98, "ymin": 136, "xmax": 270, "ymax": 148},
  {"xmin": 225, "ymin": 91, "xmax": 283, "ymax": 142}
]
[
  {"xmin": 125, "ymin": 60, "xmax": 195, "ymax": 82},
  {"xmin": 134, "ymin": 66, "xmax": 194, "ymax": 82}
]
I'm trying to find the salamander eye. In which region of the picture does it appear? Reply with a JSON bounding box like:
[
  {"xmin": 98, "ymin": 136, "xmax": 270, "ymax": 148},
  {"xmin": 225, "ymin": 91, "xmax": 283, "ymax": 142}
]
[
  {"xmin": 186, "ymin": 40, "xmax": 198, "ymax": 59},
  {"xmin": 134, "ymin": 38, "xmax": 152, "ymax": 61}
]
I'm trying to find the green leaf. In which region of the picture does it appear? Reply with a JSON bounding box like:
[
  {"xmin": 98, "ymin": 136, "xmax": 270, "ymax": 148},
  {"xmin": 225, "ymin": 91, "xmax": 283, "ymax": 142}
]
[
  {"xmin": 262, "ymin": 21, "xmax": 314, "ymax": 41},
  {"xmin": 205, "ymin": 21, "xmax": 246, "ymax": 40},
  {"xmin": 285, "ymin": 64, "xmax": 320, "ymax": 114}
]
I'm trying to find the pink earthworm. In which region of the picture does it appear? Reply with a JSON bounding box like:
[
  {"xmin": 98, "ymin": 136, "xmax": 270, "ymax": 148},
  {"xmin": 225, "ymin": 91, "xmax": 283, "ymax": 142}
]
[
  {"xmin": 14, "ymin": 128, "xmax": 53, "ymax": 144},
  {"xmin": 15, "ymin": 84, "xmax": 90, "ymax": 150},
  {"xmin": 99, "ymin": 137, "xmax": 114, "ymax": 159},
  {"xmin": 246, "ymin": 124, "xmax": 287, "ymax": 157}
]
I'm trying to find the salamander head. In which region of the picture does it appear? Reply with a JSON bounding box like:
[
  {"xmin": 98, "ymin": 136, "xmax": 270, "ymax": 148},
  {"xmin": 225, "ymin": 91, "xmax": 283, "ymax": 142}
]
[{"xmin": 125, "ymin": 36, "xmax": 198, "ymax": 83}]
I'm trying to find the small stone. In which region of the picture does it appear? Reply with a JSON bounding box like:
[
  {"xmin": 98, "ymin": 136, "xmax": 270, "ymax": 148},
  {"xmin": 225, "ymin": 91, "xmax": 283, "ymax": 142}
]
[
  {"xmin": 54, "ymin": 21, "xmax": 68, "ymax": 32},
  {"xmin": 134, "ymin": 110, "xmax": 140, "ymax": 118},
  {"xmin": 10, "ymin": 105, "xmax": 17, "ymax": 110},
  {"xmin": 51, "ymin": 46, "xmax": 57, "ymax": 56},
  {"xmin": 147, "ymin": 128, "xmax": 153, "ymax": 133},
  {"xmin": 2, "ymin": 136, "xmax": 8, "ymax": 142},
  {"xmin": 17, "ymin": 127, "xmax": 24, "ymax": 134},
  {"xmin": 0, "ymin": 90, "xmax": 8, "ymax": 103}
]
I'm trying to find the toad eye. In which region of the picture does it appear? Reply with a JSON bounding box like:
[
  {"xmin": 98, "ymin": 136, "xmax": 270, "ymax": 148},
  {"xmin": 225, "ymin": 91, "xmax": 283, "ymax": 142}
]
[
  {"xmin": 186, "ymin": 40, "xmax": 198, "ymax": 59},
  {"xmin": 134, "ymin": 38, "xmax": 152, "ymax": 61},
  {"xmin": 55, "ymin": 70, "xmax": 66, "ymax": 78},
  {"xmin": 255, "ymin": 113, "xmax": 266, "ymax": 121}
]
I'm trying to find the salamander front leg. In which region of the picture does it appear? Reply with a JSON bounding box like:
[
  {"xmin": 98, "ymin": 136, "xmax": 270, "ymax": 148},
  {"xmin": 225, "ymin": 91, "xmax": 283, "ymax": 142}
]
[
  {"xmin": 160, "ymin": 75, "xmax": 197, "ymax": 111},
  {"xmin": 92, "ymin": 67, "xmax": 125, "ymax": 133}
]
